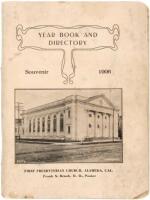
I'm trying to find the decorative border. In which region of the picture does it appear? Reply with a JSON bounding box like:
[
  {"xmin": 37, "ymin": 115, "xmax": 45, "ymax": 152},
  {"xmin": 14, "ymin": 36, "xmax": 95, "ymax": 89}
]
[{"xmin": 16, "ymin": 24, "xmax": 120, "ymax": 84}]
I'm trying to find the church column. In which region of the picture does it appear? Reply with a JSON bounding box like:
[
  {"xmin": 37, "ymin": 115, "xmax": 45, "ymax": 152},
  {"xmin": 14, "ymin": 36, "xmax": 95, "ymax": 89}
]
[
  {"xmin": 45, "ymin": 115, "xmax": 48, "ymax": 136},
  {"xmin": 95, "ymin": 111, "xmax": 99, "ymax": 138},
  {"xmin": 112, "ymin": 109, "xmax": 114, "ymax": 142},
  {"xmin": 30, "ymin": 118, "xmax": 33, "ymax": 136},
  {"xmin": 108, "ymin": 114, "xmax": 110, "ymax": 138},
  {"xmin": 36, "ymin": 118, "xmax": 38, "ymax": 136},
  {"xmin": 63, "ymin": 110, "xmax": 66, "ymax": 139},
  {"xmin": 57, "ymin": 113, "xmax": 60, "ymax": 136},
  {"xmin": 86, "ymin": 110, "xmax": 89, "ymax": 138},
  {"xmin": 114, "ymin": 110, "xmax": 119, "ymax": 139},
  {"xmin": 94, "ymin": 111, "xmax": 96, "ymax": 138},
  {"xmin": 50, "ymin": 114, "xmax": 53, "ymax": 137},
  {"xmin": 109, "ymin": 114, "xmax": 113, "ymax": 138},
  {"xmin": 40, "ymin": 117, "xmax": 43, "ymax": 137},
  {"xmin": 102, "ymin": 113, "xmax": 104, "ymax": 138},
  {"xmin": 71, "ymin": 103, "xmax": 77, "ymax": 141}
]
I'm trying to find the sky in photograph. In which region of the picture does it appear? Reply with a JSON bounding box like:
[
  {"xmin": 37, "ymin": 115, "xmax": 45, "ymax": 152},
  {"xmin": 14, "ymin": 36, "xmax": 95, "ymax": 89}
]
[{"xmin": 16, "ymin": 89, "xmax": 122, "ymax": 115}]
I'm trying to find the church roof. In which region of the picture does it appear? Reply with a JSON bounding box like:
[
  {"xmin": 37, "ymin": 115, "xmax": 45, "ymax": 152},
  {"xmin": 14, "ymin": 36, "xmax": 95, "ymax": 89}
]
[
  {"xmin": 85, "ymin": 94, "xmax": 115, "ymax": 107},
  {"xmin": 24, "ymin": 94, "xmax": 117, "ymax": 114}
]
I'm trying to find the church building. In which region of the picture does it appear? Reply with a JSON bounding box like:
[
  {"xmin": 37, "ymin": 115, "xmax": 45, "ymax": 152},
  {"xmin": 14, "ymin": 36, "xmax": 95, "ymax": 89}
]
[{"xmin": 19, "ymin": 94, "xmax": 120, "ymax": 142}]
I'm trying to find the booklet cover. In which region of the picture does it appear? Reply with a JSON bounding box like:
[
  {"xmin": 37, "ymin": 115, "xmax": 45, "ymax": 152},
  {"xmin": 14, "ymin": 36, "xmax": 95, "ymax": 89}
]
[{"xmin": 2, "ymin": 2, "xmax": 149, "ymax": 198}]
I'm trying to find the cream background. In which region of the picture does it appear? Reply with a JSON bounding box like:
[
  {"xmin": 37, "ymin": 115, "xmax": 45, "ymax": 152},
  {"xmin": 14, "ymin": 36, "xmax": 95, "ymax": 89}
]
[{"xmin": 2, "ymin": 2, "xmax": 149, "ymax": 198}]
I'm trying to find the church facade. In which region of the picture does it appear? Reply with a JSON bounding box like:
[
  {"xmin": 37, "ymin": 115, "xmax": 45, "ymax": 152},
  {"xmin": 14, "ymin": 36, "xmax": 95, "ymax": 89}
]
[{"xmin": 19, "ymin": 94, "xmax": 120, "ymax": 141}]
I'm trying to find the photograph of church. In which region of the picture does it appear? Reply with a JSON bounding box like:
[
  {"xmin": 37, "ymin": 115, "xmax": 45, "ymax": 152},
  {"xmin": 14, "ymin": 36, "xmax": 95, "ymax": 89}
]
[{"xmin": 15, "ymin": 89, "xmax": 123, "ymax": 163}]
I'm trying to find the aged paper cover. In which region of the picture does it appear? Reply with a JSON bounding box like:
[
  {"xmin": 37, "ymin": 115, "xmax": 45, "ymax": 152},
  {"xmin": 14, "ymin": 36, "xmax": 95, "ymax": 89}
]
[{"xmin": 2, "ymin": 2, "xmax": 149, "ymax": 198}]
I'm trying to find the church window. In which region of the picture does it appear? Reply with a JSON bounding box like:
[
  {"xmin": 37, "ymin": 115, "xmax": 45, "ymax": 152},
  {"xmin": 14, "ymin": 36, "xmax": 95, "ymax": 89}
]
[
  {"xmin": 42, "ymin": 117, "xmax": 45, "ymax": 132},
  {"xmin": 47, "ymin": 116, "xmax": 50, "ymax": 132},
  {"xmin": 60, "ymin": 114, "xmax": 64, "ymax": 132},
  {"xmin": 97, "ymin": 125, "xmax": 100, "ymax": 128},
  {"xmin": 97, "ymin": 115, "xmax": 100, "ymax": 118},
  {"xmin": 53, "ymin": 115, "xmax": 57, "ymax": 132},
  {"xmin": 89, "ymin": 124, "xmax": 92, "ymax": 128},
  {"xmin": 33, "ymin": 119, "xmax": 35, "ymax": 132},
  {"xmin": 68, "ymin": 126, "xmax": 71, "ymax": 134},
  {"xmin": 37, "ymin": 118, "xmax": 40, "ymax": 132},
  {"xmin": 89, "ymin": 113, "xmax": 92, "ymax": 117},
  {"xmin": 29, "ymin": 120, "xmax": 31, "ymax": 133}
]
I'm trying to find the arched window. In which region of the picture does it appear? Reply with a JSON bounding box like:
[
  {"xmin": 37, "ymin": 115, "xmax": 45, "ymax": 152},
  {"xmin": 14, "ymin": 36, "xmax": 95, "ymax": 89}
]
[
  {"xmin": 60, "ymin": 113, "xmax": 64, "ymax": 132},
  {"xmin": 42, "ymin": 117, "xmax": 45, "ymax": 132},
  {"xmin": 53, "ymin": 115, "xmax": 57, "ymax": 132},
  {"xmin": 89, "ymin": 123, "xmax": 92, "ymax": 128},
  {"xmin": 37, "ymin": 118, "xmax": 40, "ymax": 132},
  {"xmin": 68, "ymin": 126, "xmax": 71, "ymax": 134},
  {"xmin": 33, "ymin": 119, "xmax": 35, "ymax": 132},
  {"xmin": 29, "ymin": 120, "xmax": 31, "ymax": 133},
  {"xmin": 47, "ymin": 116, "xmax": 50, "ymax": 132}
]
